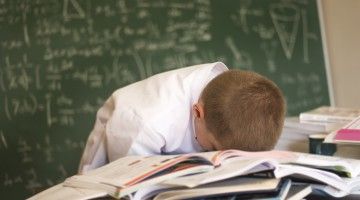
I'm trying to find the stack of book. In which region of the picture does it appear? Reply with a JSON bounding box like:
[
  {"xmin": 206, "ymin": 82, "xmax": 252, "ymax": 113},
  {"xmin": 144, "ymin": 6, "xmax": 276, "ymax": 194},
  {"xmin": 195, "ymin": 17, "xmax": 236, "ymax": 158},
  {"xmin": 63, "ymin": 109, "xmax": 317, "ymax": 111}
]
[
  {"xmin": 276, "ymin": 106, "xmax": 360, "ymax": 153},
  {"xmin": 29, "ymin": 150, "xmax": 360, "ymax": 200},
  {"xmin": 275, "ymin": 116, "xmax": 344, "ymax": 153},
  {"xmin": 299, "ymin": 106, "xmax": 360, "ymax": 124}
]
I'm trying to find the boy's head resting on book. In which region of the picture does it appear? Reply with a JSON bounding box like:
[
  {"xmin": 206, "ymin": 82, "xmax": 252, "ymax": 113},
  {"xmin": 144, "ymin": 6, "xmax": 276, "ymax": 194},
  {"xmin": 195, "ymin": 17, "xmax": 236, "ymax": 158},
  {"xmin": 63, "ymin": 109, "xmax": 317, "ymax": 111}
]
[{"xmin": 193, "ymin": 70, "xmax": 286, "ymax": 151}]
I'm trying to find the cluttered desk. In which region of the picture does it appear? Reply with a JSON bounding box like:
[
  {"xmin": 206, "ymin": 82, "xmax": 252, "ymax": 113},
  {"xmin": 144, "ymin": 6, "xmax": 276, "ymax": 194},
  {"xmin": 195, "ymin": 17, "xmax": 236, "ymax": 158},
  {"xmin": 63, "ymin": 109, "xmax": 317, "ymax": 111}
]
[
  {"xmin": 28, "ymin": 106, "xmax": 360, "ymax": 199},
  {"xmin": 30, "ymin": 145, "xmax": 360, "ymax": 199},
  {"xmin": 279, "ymin": 106, "xmax": 360, "ymax": 159}
]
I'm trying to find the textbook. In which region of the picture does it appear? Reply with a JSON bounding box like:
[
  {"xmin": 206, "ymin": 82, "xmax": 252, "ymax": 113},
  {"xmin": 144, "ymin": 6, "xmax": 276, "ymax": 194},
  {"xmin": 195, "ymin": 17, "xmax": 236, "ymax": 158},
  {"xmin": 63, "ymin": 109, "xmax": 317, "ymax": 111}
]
[
  {"xmin": 27, "ymin": 183, "xmax": 107, "ymax": 200},
  {"xmin": 153, "ymin": 178, "xmax": 288, "ymax": 200},
  {"xmin": 299, "ymin": 106, "xmax": 360, "ymax": 124},
  {"xmin": 61, "ymin": 150, "xmax": 360, "ymax": 199},
  {"xmin": 163, "ymin": 154, "xmax": 360, "ymax": 194},
  {"xmin": 63, "ymin": 150, "xmax": 293, "ymax": 199},
  {"xmin": 311, "ymin": 176, "xmax": 360, "ymax": 198},
  {"xmin": 325, "ymin": 115, "xmax": 360, "ymax": 145},
  {"xmin": 284, "ymin": 117, "xmax": 344, "ymax": 133},
  {"xmin": 277, "ymin": 117, "xmax": 344, "ymax": 153},
  {"xmin": 334, "ymin": 115, "xmax": 360, "ymax": 143},
  {"xmin": 292, "ymin": 152, "xmax": 360, "ymax": 178},
  {"xmin": 285, "ymin": 183, "xmax": 312, "ymax": 200}
]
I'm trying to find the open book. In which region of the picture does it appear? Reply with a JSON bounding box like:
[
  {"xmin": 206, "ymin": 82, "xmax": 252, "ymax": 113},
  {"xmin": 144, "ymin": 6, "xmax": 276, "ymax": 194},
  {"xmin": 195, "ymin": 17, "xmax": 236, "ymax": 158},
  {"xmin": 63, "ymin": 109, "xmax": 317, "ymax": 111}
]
[
  {"xmin": 152, "ymin": 177, "xmax": 289, "ymax": 200},
  {"xmin": 59, "ymin": 150, "xmax": 360, "ymax": 199},
  {"xmin": 162, "ymin": 153, "xmax": 360, "ymax": 196},
  {"xmin": 292, "ymin": 152, "xmax": 360, "ymax": 178},
  {"xmin": 27, "ymin": 183, "xmax": 107, "ymax": 200},
  {"xmin": 63, "ymin": 150, "xmax": 294, "ymax": 199},
  {"xmin": 310, "ymin": 176, "xmax": 360, "ymax": 198}
]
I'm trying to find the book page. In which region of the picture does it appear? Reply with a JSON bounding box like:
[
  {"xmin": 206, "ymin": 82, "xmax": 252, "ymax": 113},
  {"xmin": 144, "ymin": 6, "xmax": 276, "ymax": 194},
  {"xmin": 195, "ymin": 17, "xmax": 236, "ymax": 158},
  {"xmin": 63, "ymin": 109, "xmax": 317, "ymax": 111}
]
[
  {"xmin": 274, "ymin": 164, "xmax": 348, "ymax": 192},
  {"xmin": 83, "ymin": 155, "xmax": 183, "ymax": 186},
  {"xmin": 27, "ymin": 183, "xmax": 107, "ymax": 200},
  {"xmin": 154, "ymin": 178, "xmax": 281, "ymax": 200},
  {"xmin": 293, "ymin": 153, "xmax": 360, "ymax": 177},
  {"xmin": 65, "ymin": 163, "xmax": 213, "ymax": 198},
  {"xmin": 132, "ymin": 185, "xmax": 177, "ymax": 200},
  {"xmin": 63, "ymin": 153, "xmax": 220, "ymax": 198},
  {"xmin": 208, "ymin": 149, "xmax": 296, "ymax": 166},
  {"xmin": 71, "ymin": 153, "xmax": 216, "ymax": 188},
  {"xmin": 162, "ymin": 157, "xmax": 277, "ymax": 188},
  {"xmin": 311, "ymin": 184, "xmax": 349, "ymax": 198},
  {"xmin": 78, "ymin": 150, "xmax": 294, "ymax": 187},
  {"xmin": 187, "ymin": 151, "xmax": 221, "ymax": 164},
  {"xmin": 343, "ymin": 176, "xmax": 360, "ymax": 192},
  {"xmin": 285, "ymin": 183, "xmax": 312, "ymax": 200}
]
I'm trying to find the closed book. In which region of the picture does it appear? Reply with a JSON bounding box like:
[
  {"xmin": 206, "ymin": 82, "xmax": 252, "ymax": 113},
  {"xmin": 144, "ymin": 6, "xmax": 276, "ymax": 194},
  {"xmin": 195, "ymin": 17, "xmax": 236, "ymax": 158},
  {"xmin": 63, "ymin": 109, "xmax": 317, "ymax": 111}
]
[{"xmin": 299, "ymin": 106, "xmax": 360, "ymax": 123}]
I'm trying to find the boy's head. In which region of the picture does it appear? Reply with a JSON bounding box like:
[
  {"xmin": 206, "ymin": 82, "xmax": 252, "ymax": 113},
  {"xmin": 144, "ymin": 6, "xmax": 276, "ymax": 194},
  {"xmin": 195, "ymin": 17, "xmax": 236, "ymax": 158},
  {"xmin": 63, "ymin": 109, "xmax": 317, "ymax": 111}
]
[{"xmin": 192, "ymin": 70, "xmax": 286, "ymax": 151}]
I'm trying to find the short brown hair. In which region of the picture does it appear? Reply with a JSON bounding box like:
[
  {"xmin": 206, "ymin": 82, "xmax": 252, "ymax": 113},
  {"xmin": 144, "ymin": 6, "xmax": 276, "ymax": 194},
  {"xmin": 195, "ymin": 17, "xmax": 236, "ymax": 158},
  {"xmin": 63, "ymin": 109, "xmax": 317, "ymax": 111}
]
[{"xmin": 201, "ymin": 70, "xmax": 286, "ymax": 151}]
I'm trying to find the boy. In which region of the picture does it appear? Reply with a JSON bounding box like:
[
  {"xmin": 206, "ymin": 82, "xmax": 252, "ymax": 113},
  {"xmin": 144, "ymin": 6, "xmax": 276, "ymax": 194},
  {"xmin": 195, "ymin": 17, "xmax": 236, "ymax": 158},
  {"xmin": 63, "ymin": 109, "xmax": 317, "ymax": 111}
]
[{"xmin": 78, "ymin": 62, "xmax": 286, "ymax": 173}]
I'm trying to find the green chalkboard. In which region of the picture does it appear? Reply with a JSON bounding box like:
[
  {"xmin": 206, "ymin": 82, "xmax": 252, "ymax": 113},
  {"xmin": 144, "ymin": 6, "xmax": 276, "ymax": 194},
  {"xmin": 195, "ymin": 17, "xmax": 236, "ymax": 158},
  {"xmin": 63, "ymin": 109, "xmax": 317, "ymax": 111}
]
[{"xmin": 0, "ymin": 0, "xmax": 330, "ymax": 198}]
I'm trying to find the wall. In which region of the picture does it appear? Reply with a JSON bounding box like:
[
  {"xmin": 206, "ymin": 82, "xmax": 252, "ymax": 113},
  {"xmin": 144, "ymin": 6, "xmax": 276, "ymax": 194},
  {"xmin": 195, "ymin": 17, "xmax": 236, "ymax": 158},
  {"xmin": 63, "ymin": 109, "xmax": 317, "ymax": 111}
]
[{"xmin": 321, "ymin": 0, "xmax": 360, "ymax": 108}]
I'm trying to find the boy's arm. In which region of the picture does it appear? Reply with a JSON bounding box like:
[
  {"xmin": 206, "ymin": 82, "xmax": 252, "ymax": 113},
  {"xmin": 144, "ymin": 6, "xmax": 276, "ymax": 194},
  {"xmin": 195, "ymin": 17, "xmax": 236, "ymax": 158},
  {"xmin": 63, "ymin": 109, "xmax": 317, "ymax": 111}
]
[
  {"xmin": 78, "ymin": 97, "xmax": 114, "ymax": 174},
  {"xmin": 79, "ymin": 94, "xmax": 167, "ymax": 173}
]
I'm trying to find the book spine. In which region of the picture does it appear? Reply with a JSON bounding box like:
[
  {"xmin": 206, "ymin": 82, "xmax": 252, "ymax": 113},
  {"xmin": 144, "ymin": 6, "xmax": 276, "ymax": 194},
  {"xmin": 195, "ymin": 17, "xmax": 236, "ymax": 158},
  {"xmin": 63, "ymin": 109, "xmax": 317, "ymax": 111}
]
[{"xmin": 299, "ymin": 114, "xmax": 353, "ymax": 123}]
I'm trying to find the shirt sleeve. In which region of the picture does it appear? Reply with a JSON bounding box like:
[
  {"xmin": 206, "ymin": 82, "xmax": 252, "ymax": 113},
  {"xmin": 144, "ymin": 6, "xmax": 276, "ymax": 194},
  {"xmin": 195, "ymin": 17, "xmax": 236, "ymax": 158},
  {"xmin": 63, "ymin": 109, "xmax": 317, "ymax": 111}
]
[
  {"xmin": 105, "ymin": 106, "xmax": 166, "ymax": 160},
  {"xmin": 105, "ymin": 93, "xmax": 165, "ymax": 162},
  {"xmin": 78, "ymin": 97, "xmax": 114, "ymax": 174},
  {"xmin": 79, "ymin": 92, "xmax": 167, "ymax": 174},
  {"xmin": 126, "ymin": 123, "xmax": 166, "ymax": 156}
]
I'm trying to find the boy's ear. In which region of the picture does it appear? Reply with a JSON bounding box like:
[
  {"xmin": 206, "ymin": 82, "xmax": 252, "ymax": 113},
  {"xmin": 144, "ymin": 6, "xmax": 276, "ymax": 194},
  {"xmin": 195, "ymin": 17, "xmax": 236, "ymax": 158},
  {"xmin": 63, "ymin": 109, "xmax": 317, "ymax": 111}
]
[{"xmin": 193, "ymin": 103, "xmax": 205, "ymax": 119}]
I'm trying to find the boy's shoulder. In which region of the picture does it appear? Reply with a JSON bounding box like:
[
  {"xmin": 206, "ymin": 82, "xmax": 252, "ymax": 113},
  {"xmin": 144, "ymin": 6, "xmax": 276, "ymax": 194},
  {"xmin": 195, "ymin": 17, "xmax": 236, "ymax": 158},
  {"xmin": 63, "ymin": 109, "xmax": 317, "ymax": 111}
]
[
  {"xmin": 113, "ymin": 62, "xmax": 227, "ymax": 95},
  {"xmin": 152, "ymin": 61, "xmax": 228, "ymax": 79}
]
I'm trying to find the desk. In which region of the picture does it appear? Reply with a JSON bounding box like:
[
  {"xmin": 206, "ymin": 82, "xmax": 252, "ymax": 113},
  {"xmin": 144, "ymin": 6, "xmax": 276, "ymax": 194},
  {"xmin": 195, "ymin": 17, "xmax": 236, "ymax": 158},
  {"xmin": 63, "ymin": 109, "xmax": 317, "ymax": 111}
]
[{"xmin": 276, "ymin": 121, "xmax": 360, "ymax": 159}]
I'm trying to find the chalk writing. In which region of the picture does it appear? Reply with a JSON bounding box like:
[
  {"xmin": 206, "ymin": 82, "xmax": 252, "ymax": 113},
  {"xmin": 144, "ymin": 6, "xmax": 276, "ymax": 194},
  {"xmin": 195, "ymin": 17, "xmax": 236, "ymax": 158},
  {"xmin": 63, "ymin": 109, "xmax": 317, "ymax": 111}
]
[
  {"xmin": 225, "ymin": 37, "xmax": 253, "ymax": 70},
  {"xmin": 1, "ymin": 136, "xmax": 85, "ymax": 195},
  {"xmin": 270, "ymin": 3, "xmax": 300, "ymax": 60},
  {"xmin": 261, "ymin": 41, "xmax": 278, "ymax": 73},
  {"xmin": 301, "ymin": 8, "xmax": 319, "ymax": 63},
  {"xmin": 17, "ymin": 137, "xmax": 33, "ymax": 163},
  {"xmin": 4, "ymin": 94, "xmax": 38, "ymax": 120},
  {"xmin": 0, "ymin": 131, "xmax": 8, "ymax": 149},
  {"xmin": 231, "ymin": 0, "xmax": 263, "ymax": 34}
]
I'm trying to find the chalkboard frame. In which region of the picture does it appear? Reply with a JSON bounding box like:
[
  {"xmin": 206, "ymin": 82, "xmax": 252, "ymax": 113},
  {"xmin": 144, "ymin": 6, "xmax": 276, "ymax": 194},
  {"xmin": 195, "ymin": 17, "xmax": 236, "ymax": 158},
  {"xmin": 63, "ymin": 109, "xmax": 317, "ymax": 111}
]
[{"xmin": 317, "ymin": 0, "xmax": 335, "ymax": 106}]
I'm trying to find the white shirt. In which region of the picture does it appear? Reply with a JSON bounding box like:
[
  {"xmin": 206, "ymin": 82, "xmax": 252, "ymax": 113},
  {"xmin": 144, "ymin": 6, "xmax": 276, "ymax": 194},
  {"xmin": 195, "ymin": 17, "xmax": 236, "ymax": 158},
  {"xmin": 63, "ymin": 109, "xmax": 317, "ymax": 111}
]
[{"xmin": 78, "ymin": 62, "xmax": 228, "ymax": 173}]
